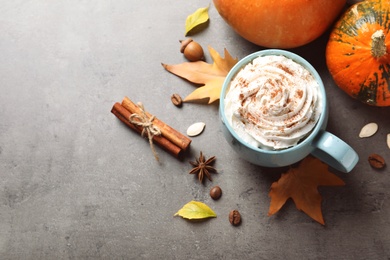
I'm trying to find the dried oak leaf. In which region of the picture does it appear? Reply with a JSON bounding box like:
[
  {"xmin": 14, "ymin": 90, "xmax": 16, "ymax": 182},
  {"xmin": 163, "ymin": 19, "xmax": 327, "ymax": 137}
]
[
  {"xmin": 162, "ymin": 46, "xmax": 238, "ymax": 104},
  {"xmin": 268, "ymin": 156, "xmax": 345, "ymax": 225}
]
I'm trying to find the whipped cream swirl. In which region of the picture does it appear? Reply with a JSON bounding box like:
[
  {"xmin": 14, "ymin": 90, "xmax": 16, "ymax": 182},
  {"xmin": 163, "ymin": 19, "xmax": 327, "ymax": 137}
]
[{"xmin": 224, "ymin": 55, "xmax": 322, "ymax": 150}]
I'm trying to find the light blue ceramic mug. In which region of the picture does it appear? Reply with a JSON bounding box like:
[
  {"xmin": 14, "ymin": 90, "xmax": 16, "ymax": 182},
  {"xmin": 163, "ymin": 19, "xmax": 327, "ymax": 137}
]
[{"xmin": 219, "ymin": 49, "xmax": 359, "ymax": 173}]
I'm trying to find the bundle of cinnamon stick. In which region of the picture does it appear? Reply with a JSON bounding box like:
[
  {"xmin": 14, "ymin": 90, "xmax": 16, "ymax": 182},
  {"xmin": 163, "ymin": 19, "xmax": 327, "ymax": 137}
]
[{"xmin": 111, "ymin": 96, "xmax": 191, "ymax": 159}]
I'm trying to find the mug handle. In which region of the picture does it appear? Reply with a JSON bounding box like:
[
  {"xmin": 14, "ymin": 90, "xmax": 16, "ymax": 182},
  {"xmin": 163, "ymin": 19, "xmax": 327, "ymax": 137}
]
[{"xmin": 311, "ymin": 130, "xmax": 359, "ymax": 173}]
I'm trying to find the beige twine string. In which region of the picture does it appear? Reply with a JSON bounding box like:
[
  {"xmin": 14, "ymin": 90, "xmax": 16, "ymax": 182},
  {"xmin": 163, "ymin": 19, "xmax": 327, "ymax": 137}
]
[{"xmin": 129, "ymin": 102, "xmax": 161, "ymax": 161}]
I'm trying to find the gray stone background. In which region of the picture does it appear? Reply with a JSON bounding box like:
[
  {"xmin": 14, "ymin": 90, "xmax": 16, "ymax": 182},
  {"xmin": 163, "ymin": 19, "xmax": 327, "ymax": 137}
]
[{"xmin": 1, "ymin": 1, "xmax": 389, "ymax": 259}]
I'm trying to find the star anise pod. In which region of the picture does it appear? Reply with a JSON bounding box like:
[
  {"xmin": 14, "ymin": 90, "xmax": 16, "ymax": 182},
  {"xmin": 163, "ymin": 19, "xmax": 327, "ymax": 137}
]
[{"xmin": 189, "ymin": 151, "xmax": 217, "ymax": 183}]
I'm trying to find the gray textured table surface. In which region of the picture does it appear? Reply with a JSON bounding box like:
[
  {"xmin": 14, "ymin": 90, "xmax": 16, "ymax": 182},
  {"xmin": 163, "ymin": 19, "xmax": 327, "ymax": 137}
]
[{"xmin": 1, "ymin": 1, "xmax": 390, "ymax": 259}]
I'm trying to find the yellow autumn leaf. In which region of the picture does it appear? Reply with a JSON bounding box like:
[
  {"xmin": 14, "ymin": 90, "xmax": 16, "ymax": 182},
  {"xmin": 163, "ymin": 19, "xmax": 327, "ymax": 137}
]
[
  {"xmin": 162, "ymin": 46, "xmax": 238, "ymax": 104},
  {"xmin": 174, "ymin": 200, "xmax": 217, "ymax": 220},
  {"xmin": 185, "ymin": 6, "xmax": 209, "ymax": 36}
]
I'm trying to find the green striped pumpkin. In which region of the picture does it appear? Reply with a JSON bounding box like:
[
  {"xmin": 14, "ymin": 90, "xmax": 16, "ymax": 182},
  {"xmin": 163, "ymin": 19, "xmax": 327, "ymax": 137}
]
[{"xmin": 326, "ymin": 0, "xmax": 390, "ymax": 106}]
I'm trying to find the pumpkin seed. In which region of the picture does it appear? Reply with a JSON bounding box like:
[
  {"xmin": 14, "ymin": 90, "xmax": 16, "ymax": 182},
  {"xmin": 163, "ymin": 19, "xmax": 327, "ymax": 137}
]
[
  {"xmin": 387, "ymin": 134, "xmax": 390, "ymax": 149},
  {"xmin": 187, "ymin": 122, "xmax": 205, "ymax": 137},
  {"xmin": 359, "ymin": 122, "xmax": 378, "ymax": 138}
]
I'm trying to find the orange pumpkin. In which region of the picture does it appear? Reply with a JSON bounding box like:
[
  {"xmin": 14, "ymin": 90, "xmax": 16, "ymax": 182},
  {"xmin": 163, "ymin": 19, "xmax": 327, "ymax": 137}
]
[
  {"xmin": 213, "ymin": 0, "xmax": 347, "ymax": 48},
  {"xmin": 326, "ymin": 0, "xmax": 390, "ymax": 106}
]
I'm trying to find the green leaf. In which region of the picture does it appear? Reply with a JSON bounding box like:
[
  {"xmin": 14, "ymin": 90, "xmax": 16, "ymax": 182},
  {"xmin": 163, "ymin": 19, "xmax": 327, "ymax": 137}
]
[
  {"xmin": 185, "ymin": 6, "xmax": 209, "ymax": 36},
  {"xmin": 174, "ymin": 200, "xmax": 217, "ymax": 220}
]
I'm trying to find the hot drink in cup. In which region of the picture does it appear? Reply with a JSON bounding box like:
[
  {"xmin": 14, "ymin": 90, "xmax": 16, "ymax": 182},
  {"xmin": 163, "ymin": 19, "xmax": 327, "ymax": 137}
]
[{"xmin": 220, "ymin": 50, "xmax": 358, "ymax": 172}]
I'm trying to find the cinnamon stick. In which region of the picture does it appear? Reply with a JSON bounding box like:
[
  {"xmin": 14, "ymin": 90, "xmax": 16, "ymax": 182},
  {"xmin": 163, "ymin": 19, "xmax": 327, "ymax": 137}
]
[
  {"xmin": 111, "ymin": 102, "xmax": 183, "ymax": 158},
  {"xmin": 121, "ymin": 96, "xmax": 191, "ymax": 151}
]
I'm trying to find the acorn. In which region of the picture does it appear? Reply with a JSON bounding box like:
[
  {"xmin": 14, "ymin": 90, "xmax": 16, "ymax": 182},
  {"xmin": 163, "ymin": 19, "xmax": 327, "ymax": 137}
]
[{"xmin": 179, "ymin": 38, "xmax": 205, "ymax": 62}]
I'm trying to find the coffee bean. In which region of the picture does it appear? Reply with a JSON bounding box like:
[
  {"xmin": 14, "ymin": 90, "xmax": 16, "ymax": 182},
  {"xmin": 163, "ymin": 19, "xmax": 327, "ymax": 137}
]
[
  {"xmin": 171, "ymin": 93, "xmax": 183, "ymax": 107},
  {"xmin": 368, "ymin": 153, "xmax": 386, "ymax": 169},
  {"xmin": 210, "ymin": 186, "xmax": 222, "ymax": 200},
  {"xmin": 229, "ymin": 210, "xmax": 241, "ymax": 226}
]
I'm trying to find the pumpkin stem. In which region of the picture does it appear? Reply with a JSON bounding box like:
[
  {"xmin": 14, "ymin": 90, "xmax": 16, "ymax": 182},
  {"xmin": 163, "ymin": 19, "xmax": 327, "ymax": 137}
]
[{"xmin": 371, "ymin": 30, "xmax": 387, "ymax": 58}]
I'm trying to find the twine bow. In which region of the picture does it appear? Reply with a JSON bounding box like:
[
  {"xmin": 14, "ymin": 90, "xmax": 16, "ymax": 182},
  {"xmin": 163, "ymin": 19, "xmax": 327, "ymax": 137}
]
[{"xmin": 129, "ymin": 103, "xmax": 161, "ymax": 161}]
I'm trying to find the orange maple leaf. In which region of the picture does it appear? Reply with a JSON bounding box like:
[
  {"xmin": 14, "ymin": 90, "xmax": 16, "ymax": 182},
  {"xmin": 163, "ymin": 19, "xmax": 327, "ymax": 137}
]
[
  {"xmin": 162, "ymin": 46, "xmax": 238, "ymax": 104},
  {"xmin": 268, "ymin": 156, "xmax": 345, "ymax": 225}
]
